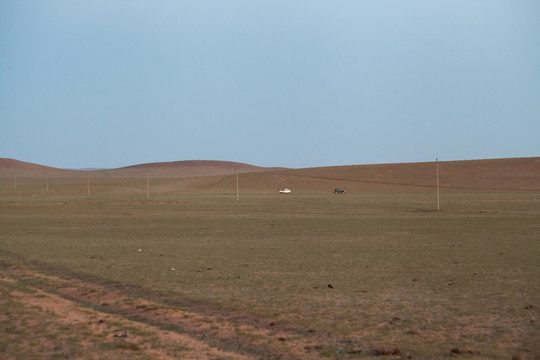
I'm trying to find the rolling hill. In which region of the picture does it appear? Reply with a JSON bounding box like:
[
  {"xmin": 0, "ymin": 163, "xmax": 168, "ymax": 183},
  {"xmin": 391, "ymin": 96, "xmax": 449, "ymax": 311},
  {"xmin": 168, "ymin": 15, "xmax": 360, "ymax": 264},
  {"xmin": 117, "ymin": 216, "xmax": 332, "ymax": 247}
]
[
  {"xmin": 200, "ymin": 157, "xmax": 540, "ymax": 194},
  {"xmin": 0, "ymin": 157, "xmax": 538, "ymax": 194},
  {"xmin": 0, "ymin": 159, "xmax": 280, "ymax": 178},
  {"xmin": 109, "ymin": 160, "xmax": 278, "ymax": 178},
  {"xmin": 0, "ymin": 158, "xmax": 60, "ymax": 172}
]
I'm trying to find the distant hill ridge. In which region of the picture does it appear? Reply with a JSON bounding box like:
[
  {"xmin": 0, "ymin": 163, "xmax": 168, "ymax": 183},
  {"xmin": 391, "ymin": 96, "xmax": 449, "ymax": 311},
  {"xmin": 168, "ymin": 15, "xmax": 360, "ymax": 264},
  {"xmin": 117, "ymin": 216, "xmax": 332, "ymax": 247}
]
[
  {"xmin": 0, "ymin": 158, "xmax": 59, "ymax": 170},
  {"xmin": 119, "ymin": 160, "xmax": 264, "ymax": 170},
  {"xmin": 0, "ymin": 158, "xmax": 281, "ymax": 178},
  {"xmin": 0, "ymin": 157, "xmax": 539, "ymax": 190},
  {"xmin": 111, "ymin": 160, "xmax": 276, "ymax": 178}
]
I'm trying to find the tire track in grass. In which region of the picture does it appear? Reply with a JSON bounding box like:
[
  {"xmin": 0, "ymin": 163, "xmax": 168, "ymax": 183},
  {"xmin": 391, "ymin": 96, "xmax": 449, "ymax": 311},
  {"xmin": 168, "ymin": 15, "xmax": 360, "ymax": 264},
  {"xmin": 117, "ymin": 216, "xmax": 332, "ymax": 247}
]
[
  {"xmin": 1, "ymin": 267, "xmax": 255, "ymax": 359},
  {"xmin": 1, "ymin": 262, "xmax": 339, "ymax": 359}
]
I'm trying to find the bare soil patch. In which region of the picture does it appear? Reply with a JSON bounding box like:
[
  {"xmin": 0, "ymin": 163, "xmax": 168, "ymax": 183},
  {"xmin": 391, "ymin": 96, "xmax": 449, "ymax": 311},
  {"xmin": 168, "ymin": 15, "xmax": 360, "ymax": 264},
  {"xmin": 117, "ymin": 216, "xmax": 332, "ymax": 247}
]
[
  {"xmin": 1, "ymin": 266, "xmax": 255, "ymax": 359},
  {"xmin": 1, "ymin": 261, "xmax": 356, "ymax": 359}
]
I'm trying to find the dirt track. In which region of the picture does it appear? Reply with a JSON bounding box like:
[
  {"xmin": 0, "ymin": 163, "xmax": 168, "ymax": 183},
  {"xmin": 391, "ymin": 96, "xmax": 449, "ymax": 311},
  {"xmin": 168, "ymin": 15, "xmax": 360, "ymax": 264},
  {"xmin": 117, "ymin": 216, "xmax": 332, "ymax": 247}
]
[{"xmin": 1, "ymin": 260, "xmax": 346, "ymax": 360}]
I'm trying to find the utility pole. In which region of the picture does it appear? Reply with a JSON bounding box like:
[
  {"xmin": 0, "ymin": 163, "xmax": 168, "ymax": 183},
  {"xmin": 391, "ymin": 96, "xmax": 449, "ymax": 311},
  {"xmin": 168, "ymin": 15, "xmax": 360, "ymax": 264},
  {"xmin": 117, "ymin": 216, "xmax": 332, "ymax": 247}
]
[
  {"xmin": 146, "ymin": 170, "xmax": 150, "ymax": 199},
  {"xmin": 236, "ymin": 165, "xmax": 239, "ymax": 201},
  {"xmin": 46, "ymin": 173, "xmax": 49, "ymax": 193},
  {"xmin": 436, "ymin": 158, "xmax": 440, "ymax": 211},
  {"xmin": 13, "ymin": 173, "xmax": 17, "ymax": 191},
  {"xmin": 87, "ymin": 175, "xmax": 90, "ymax": 198}
]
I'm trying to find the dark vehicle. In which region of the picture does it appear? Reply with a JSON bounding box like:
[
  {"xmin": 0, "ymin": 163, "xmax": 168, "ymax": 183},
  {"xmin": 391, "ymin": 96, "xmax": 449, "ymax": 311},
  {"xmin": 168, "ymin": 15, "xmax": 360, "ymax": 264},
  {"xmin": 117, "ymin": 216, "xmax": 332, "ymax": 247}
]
[{"xmin": 333, "ymin": 189, "xmax": 345, "ymax": 194}]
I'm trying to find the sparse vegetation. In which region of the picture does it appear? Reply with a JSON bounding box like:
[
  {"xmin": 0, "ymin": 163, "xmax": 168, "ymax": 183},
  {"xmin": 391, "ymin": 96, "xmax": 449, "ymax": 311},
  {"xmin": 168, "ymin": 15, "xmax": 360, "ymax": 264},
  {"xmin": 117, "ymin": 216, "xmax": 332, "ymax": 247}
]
[{"xmin": 0, "ymin": 158, "xmax": 538, "ymax": 359}]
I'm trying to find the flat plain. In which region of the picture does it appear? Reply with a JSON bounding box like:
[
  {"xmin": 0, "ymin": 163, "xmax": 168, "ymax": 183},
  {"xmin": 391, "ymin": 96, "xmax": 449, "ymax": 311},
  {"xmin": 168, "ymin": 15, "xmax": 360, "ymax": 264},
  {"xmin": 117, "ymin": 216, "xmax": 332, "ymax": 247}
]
[{"xmin": 0, "ymin": 158, "xmax": 539, "ymax": 359}]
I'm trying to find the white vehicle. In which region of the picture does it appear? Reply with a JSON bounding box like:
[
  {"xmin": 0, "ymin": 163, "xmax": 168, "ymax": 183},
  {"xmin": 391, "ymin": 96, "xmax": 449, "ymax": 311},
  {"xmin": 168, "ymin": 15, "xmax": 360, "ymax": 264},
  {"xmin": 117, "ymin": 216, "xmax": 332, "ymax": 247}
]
[{"xmin": 279, "ymin": 188, "xmax": 291, "ymax": 194}]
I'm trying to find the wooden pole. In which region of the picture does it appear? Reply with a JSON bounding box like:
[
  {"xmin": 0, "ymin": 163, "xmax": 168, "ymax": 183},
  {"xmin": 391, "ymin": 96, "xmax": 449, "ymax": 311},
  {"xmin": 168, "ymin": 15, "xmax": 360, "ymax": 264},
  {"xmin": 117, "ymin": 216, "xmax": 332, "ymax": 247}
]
[
  {"xmin": 436, "ymin": 158, "xmax": 440, "ymax": 211},
  {"xmin": 146, "ymin": 170, "xmax": 150, "ymax": 199},
  {"xmin": 46, "ymin": 173, "xmax": 49, "ymax": 193},
  {"xmin": 14, "ymin": 173, "xmax": 17, "ymax": 191},
  {"xmin": 236, "ymin": 165, "xmax": 239, "ymax": 201}
]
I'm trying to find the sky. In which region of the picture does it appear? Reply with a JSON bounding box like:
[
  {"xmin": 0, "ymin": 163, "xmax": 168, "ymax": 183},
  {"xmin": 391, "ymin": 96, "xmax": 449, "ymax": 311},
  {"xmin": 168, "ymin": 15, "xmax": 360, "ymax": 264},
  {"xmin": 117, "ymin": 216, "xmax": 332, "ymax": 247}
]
[{"xmin": 1, "ymin": 1, "xmax": 539, "ymax": 169}]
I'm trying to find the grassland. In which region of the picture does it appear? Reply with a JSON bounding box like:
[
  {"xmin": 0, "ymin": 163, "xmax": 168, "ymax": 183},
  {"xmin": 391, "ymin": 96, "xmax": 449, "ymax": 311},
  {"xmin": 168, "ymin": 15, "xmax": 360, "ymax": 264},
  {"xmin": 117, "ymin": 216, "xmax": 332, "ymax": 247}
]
[{"xmin": 0, "ymin": 158, "xmax": 539, "ymax": 359}]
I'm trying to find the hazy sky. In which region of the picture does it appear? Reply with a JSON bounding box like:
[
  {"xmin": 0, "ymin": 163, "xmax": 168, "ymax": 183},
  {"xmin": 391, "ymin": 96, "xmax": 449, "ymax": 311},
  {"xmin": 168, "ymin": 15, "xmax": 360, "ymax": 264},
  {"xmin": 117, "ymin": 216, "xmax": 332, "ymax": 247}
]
[{"xmin": 1, "ymin": 1, "xmax": 539, "ymax": 169}]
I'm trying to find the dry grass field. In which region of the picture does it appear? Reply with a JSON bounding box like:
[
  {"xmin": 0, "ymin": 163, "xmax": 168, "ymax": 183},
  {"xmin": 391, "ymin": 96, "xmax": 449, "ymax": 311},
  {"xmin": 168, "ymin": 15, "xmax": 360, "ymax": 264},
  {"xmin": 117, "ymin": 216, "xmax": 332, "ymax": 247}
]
[{"xmin": 0, "ymin": 158, "xmax": 539, "ymax": 359}]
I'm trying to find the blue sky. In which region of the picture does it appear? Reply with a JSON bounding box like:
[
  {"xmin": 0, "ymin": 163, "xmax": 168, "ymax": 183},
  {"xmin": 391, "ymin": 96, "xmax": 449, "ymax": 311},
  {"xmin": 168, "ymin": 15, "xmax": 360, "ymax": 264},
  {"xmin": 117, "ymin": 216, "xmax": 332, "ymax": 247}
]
[{"xmin": 1, "ymin": 1, "xmax": 539, "ymax": 169}]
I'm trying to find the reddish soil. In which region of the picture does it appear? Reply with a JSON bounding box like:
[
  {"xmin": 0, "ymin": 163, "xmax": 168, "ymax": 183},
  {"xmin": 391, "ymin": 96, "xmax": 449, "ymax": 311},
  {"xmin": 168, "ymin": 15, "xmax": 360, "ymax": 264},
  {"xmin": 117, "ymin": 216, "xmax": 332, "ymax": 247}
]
[
  {"xmin": 1, "ymin": 262, "xmax": 344, "ymax": 360},
  {"xmin": 2, "ymin": 157, "xmax": 539, "ymax": 189}
]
